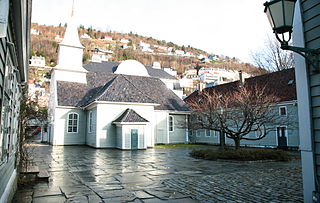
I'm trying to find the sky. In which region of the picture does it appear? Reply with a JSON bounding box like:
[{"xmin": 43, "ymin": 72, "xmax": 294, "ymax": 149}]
[{"xmin": 31, "ymin": 0, "xmax": 273, "ymax": 63}]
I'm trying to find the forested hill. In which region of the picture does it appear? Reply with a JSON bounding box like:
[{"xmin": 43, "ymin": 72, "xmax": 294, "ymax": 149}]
[{"xmin": 30, "ymin": 23, "xmax": 266, "ymax": 75}]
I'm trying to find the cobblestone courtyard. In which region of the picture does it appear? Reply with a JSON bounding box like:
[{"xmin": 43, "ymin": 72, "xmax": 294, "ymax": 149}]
[{"xmin": 13, "ymin": 144, "xmax": 303, "ymax": 203}]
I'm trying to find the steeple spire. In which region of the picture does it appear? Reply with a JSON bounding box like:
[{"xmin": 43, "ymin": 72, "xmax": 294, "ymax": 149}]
[
  {"xmin": 54, "ymin": 0, "xmax": 87, "ymax": 84},
  {"xmin": 71, "ymin": 0, "xmax": 75, "ymax": 17},
  {"xmin": 60, "ymin": 0, "xmax": 83, "ymax": 48}
]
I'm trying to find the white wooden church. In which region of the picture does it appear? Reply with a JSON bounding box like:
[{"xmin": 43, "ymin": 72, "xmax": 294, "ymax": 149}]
[{"xmin": 48, "ymin": 10, "xmax": 190, "ymax": 149}]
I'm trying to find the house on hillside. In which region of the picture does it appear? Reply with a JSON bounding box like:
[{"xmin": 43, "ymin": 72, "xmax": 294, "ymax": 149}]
[
  {"xmin": 31, "ymin": 28, "xmax": 40, "ymax": 35},
  {"xmin": 55, "ymin": 35, "xmax": 63, "ymax": 42},
  {"xmin": 29, "ymin": 55, "xmax": 46, "ymax": 67},
  {"xmin": 184, "ymin": 69, "xmax": 299, "ymax": 148},
  {"xmin": 120, "ymin": 38, "xmax": 129, "ymax": 44},
  {"xmin": 80, "ymin": 33, "xmax": 91, "ymax": 39},
  {"xmin": 102, "ymin": 36, "xmax": 113, "ymax": 41},
  {"xmin": 0, "ymin": 0, "xmax": 31, "ymax": 202},
  {"xmin": 175, "ymin": 50, "xmax": 185, "ymax": 56},
  {"xmin": 48, "ymin": 11, "xmax": 190, "ymax": 149}
]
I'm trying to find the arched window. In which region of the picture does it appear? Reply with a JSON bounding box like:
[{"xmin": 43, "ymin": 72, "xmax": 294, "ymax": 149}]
[{"xmin": 67, "ymin": 113, "xmax": 79, "ymax": 133}]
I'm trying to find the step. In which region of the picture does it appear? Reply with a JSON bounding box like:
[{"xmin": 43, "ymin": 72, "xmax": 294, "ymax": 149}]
[
  {"xmin": 20, "ymin": 166, "xmax": 39, "ymax": 175},
  {"xmin": 37, "ymin": 170, "xmax": 50, "ymax": 182}
]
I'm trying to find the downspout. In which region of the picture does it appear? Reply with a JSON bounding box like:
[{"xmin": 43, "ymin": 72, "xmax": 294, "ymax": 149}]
[
  {"xmin": 292, "ymin": 1, "xmax": 317, "ymax": 202},
  {"xmin": 185, "ymin": 114, "xmax": 189, "ymax": 143}
]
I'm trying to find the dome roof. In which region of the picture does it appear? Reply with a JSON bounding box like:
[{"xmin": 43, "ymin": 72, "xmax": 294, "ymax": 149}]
[{"xmin": 115, "ymin": 60, "xmax": 149, "ymax": 77}]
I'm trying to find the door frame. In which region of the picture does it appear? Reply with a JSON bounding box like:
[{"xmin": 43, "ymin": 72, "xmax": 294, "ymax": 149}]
[
  {"xmin": 276, "ymin": 126, "xmax": 288, "ymax": 147},
  {"xmin": 130, "ymin": 129, "xmax": 139, "ymax": 149}
]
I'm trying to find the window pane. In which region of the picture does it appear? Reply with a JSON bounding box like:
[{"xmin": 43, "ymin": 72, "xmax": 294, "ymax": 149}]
[
  {"xmin": 169, "ymin": 116, "xmax": 173, "ymax": 131},
  {"xmin": 206, "ymin": 130, "xmax": 211, "ymax": 137},
  {"xmin": 69, "ymin": 114, "xmax": 73, "ymax": 119},
  {"xmin": 74, "ymin": 114, "xmax": 78, "ymax": 120},
  {"xmin": 73, "ymin": 127, "xmax": 77, "ymax": 132}
]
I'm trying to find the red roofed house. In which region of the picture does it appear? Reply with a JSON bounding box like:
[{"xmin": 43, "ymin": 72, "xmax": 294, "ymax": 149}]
[{"xmin": 184, "ymin": 69, "xmax": 299, "ymax": 148}]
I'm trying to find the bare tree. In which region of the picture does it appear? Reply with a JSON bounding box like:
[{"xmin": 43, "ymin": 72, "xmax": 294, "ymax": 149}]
[
  {"xmin": 251, "ymin": 37, "xmax": 293, "ymax": 72},
  {"xmin": 186, "ymin": 85, "xmax": 289, "ymax": 150},
  {"xmin": 17, "ymin": 87, "xmax": 48, "ymax": 172}
]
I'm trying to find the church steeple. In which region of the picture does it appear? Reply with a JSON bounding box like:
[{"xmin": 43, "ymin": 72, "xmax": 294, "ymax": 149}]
[
  {"xmin": 59, "ymin": 0, "xmax": 83, "ymax": 49},
  {"xmin": 54, "ymin": 0, "xmax": 87, "ymax": 84}
]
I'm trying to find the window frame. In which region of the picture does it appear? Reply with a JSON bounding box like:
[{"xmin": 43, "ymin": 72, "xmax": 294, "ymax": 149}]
[
  {"xmin": 279, "ymin": 106, "xmax": 287, "ymax": 116},
  {"xmin": 88, "ymin": 111, "xmax": 93, "ymax": 133},
  {"xmin": 196, "ymin": 130, "xmax": 201, "ymax": 137},
  {"xmin": 169, "ymin": 115, "xmax": 174, "ymax": 132},
  {"xmin": 67, "ymin": 112, "xmax": 79, "ymax": 133},
  {"xmin": 205, "ymin": 129, "xmax": 211, "ymax": 137}
]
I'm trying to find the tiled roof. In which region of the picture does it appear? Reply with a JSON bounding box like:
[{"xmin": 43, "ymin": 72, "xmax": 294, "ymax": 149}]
[
  {"xmin": 145, "ymin": 66, "xmax": 177, "ymax": 80},
  {"xmin": 184, "ymin": 68, "xmax": 296, "ymax": 103},
  {"xmin": 84, "ymin": 61, "xmax": 177, "ymax": 80},
  {"xmin": 113, "ymin": 108, "xmax": 149, "ymax": 123},
  {"xmin": 57, "ymin": 72, "xmax": 189, "ymax": 111}
]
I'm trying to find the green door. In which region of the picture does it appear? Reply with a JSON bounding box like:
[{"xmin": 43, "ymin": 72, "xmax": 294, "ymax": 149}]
[{"xmin": 131, "ymin": 129, "xmax": 138, "ymax": 149}]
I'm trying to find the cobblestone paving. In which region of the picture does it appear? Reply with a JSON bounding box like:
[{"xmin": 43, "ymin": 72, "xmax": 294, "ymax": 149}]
[
  {"xmin": 164, "ymin": 167, "xmax": 302, "ymax": 202},
  {"xmin": 13, "ymin": 144, "xmax": 303, "ymax": 203}
]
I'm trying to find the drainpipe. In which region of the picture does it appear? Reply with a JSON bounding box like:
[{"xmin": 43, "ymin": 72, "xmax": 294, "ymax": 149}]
[
  {"xmin": 185, "ymin": 114, "xmax": 189, "ymax": 143},
  {"xmin": 292, "ymin": 1, "xmax": 317, "ymax": 202}
]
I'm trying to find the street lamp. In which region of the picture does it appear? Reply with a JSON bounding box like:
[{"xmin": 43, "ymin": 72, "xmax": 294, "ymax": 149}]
[{"xmin": 264, "ymin": 0, "xmax": 320, "ymax": 72}]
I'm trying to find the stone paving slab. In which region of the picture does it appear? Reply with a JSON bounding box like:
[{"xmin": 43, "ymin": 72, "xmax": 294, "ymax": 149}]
[{"xmin": 12, "ymin": 144, "xmax": 302, "ymax": 202}]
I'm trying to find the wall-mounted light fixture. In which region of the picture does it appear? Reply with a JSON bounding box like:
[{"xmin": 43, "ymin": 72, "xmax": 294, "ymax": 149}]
[
  {"xmin": 264, "ymin": 0, "xmax": 320, "ymax": 72},
  {"xmin": 0, "ymin": 0, "xmax": 9, "ymax": 38}
]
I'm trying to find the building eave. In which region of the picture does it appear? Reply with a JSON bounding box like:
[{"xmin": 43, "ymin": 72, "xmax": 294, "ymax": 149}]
[
  {"xmin": 56, "ymin": 105, "xmax": 81, "ymax": 109},
  {"xmin": 113, "ymin": 122, "xmax": 149, "ymax": 125},
  {"xmin": 83, "ymin": 101, "xmax": 160, "ymax": 109},
  {"xmin": 11, "ymin": 0, "xmax": 32, "ymax": 83},
  {"xmin": 154, "ymin": 110, "xmax": 191, "ymax": 114}
]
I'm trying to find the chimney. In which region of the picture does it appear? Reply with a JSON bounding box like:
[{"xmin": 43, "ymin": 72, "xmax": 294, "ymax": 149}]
[{"xmin": 239, "ymin": 70, "xmax": 244, "ymax": 86}]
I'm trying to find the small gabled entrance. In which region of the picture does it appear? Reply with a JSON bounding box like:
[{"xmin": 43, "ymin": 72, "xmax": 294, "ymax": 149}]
[
  {"xmin": 113, "ymin": 108, "xmax": 149, "ymax": 150},
  {"xmin": 131, "ymin": 129, "xmax": 138, "ymax": 149}
]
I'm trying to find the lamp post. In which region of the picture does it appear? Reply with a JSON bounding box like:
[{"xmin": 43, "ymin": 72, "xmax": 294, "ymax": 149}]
[
  {"xmin": 264, "ymin": 0, "xmax": 320, "ymax": 72},
  {"xmin": 217, "ymin": 105, "xmax": 225, "ymax": 150}
]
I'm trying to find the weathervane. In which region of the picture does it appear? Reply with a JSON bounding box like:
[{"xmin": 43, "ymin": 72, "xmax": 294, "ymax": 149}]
[{"xmin": 71, "ymin": 0, "xmax": 75, "ymax": 17}]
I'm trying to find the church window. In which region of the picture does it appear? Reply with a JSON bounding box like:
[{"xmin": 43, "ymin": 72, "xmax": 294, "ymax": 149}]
[{"xmin": 67, "ymin": 113, "xmax": 78, "ymax": 133}]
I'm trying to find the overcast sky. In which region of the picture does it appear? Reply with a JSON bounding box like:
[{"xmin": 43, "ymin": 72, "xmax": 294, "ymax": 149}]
[{"xmin": 31, "ymin": 0, "xmax": 273, "ymax": 63}]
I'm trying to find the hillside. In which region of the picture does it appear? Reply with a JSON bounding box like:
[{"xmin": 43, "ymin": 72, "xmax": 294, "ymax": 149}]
[{"xmin": 30, "ymin": 23, "xmax": 267, "ymax": 75}]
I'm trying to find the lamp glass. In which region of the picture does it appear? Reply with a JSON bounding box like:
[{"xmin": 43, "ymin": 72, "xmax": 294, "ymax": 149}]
[
  {"xmin": 264, "ymin": 0, "xmax": 296, "ymax": 34},
  {"xmin": 0, "ymin": 0, "xmax": 9, "ymax": 38},
  {"xmin": 283, "ymin": 0, "xmax": 295, "ymax": 27},
  {"xmin": 269, "ymin": 1, "xmax": 284, "ymax": 30}
]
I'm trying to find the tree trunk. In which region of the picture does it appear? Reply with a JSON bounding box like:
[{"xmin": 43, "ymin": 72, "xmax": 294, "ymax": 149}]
[
  {"xmin": 234, "ymin": 138, "xmax": 241, "ymax": 150},
  {"xmin": 219, "ymin": 130, "xmax": 225, "ymax": 150}
]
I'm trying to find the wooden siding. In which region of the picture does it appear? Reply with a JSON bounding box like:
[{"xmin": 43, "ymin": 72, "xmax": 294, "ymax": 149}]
[
  {"xmin": 155, "ymin": 112, "xmax": 167, "ymax": 144},
  {"xmin": 190, "ymin": 104, "xmax": 299, "ymax": 147},
  {"xmin": 168, "ymin": 114, "xmax": 187, "ymax": 143},
  {"xmin": 0, "ymin": 12, "xmax": 25, "ymax": 202},
  {"xmin": 86, "ymin": 108, "xmax": 97, "ymax": 147},
  {"xmin": 301, "ymin": 0, "xmax": 320, "ymax": 187},
  {"xmin": 53, "ymin": 108, "xmax": 86, "ymax": 145}
]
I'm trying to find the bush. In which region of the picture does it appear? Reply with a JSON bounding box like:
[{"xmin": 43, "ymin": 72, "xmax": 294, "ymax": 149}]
[{"xmin": 189, "ymin": 148, "xmax": 292, "ymax": 162}]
